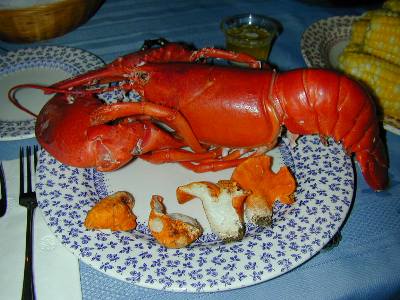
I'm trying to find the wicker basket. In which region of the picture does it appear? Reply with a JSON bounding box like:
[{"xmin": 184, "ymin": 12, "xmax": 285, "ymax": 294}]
[{"xmin": 0, "ymin": 0, "xmax": 105, "ymax": 43}]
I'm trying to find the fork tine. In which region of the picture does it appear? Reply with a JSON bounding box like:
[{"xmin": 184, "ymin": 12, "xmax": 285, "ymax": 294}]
[
  {"xmin": 26, "ymin": 147, "xmax": 32, "ymax": 194},
  {"xmin": 33, "ymin": 145, "xmax": 39, "ymax": 171},
  {"xmin": 0, "ymin": 163, "xmax": 5, "ymax": 198},
  {"xmin": 0, "ymin": 162, "xmax": 6, "ymax": 217},
  {"xmin": 19, "ymin": 147, "xmax": 24, "ymax": 196}
]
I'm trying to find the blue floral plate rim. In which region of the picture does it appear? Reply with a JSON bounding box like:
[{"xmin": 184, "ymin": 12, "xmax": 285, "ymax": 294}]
[{"xmin": 0, "ymin": 45, "xmax": 104, "ymax": 141}]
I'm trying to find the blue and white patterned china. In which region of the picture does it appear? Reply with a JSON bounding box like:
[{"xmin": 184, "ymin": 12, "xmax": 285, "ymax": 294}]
[
  {"xmin": 0, "ymin": 46, "xmax": 104, "ymax": 141},
  {"xmin": 36, "ymin": 135, "xmax": 354, "ymax": 292}
]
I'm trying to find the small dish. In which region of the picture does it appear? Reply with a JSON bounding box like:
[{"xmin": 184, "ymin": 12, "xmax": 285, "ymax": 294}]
[{"xmin": 221, "ymin": 13, "xmax": 280, "ymax": 61}]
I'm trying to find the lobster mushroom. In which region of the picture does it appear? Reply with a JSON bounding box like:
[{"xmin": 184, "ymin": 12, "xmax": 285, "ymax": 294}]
[
  {"xmin": 84, "ymin": 191, "xmax": 137, "ymax": 231},
  {"xmin": 8, "ymin": 39, "xmax": 389, "ymax": 191},
  {"xmin": 231, "ymin": 156, "xmax": 296, "ymax": 226},
  {"xmin": 177, "ymin": 180, "xmax": 249, "ymax": 243},
  {"xmin": 148, "ymin": 195, "xmax": 203, "ymax": 248}
]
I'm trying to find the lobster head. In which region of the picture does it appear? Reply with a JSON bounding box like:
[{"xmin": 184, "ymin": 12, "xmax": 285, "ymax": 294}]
[{"xmin": 35, "ymin": 93, "xmax": 145, "ymax": 172}]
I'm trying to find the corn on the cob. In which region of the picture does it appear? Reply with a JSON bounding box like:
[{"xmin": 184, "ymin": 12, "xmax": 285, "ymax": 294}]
[
  {"xmin": 361, "ymin": 8, "xmax": 400, "ymax": 19},
  {"xmin": 383, "ymin": 0, "xmax": 400, "ymax": 13},
  {"xmin": 363, "ymin": 16, "xmax": 400, "ymax": 65},
  {"xmin": 339, "ymin": 52, "xmax": 400, "ymax": 120},
  {"xmin": 347, "ymin": 8, "xmax": 400, "ymax": 51},
  {"xmin": 339, "ymin": 2, "xmax": 400, "ymax": 127},
  {"xmin": 349, "ymin": 19, "xmax": 369, "ymax": 44},
  {"xmin": 343, "ymin": 43, "xmax": 362, "ymax": 54}
]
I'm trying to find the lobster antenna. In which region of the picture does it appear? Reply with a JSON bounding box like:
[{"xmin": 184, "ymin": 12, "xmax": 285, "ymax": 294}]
[
  {"xmin": 8, "ymin": 84, "xmax": 39, "ymax": 118},
  {"xmin": 8, "ymin": 84, "xmax": 97, "ymax": 119}
]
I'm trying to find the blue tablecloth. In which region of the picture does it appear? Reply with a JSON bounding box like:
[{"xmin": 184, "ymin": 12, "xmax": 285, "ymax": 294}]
[{"xmin": 1, "ymin": 0, "xmax": 399, "ymax": 299}]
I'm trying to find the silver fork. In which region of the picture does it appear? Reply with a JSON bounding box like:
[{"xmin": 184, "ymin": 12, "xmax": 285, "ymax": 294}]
[
  {"xmin": 0, "ymin": 162, "xmax": 6, "ymax": 217},
  {"xmin": 19, "ymin": 146, "xmax": 39, "ymax": 300}
]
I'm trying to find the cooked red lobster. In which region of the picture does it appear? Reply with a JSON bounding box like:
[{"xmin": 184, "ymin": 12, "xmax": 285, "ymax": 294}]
[{"xmin": 9, "ymin": 39, "xmax": 388, "ymax": 191}]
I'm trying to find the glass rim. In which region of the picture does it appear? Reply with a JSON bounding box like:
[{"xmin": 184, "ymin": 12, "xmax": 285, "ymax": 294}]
[{"xmin": 220, "ymin": 13, "xmax": 280, "ymax": 35}]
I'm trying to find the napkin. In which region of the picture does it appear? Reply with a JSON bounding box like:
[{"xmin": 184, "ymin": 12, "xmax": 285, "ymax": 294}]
[{"xmin": 0, "ymin": 159, "xmax": 81, "ymax": 300}]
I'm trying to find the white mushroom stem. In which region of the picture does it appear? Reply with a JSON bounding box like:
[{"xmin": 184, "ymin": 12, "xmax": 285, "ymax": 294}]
[{"xmin": 176, "ymin": 180, "xmax": 249, "ymax": 243}]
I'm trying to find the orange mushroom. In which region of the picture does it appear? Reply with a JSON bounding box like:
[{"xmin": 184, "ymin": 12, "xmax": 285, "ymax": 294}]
[
  {"xmin": 148, "ymin": 195, "xmax": 203, "ymax": 248},
  {"xmin": 84, "ymin": 191, "xmax": 137, "ymax": 231},
  {"xmin": 231, "ymin": 156, "xmax": 296, "ymax": 226}
]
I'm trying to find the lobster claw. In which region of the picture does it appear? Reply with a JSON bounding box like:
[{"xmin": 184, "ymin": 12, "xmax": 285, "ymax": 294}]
[
  {"xmin": 34, "ymin": 93, "xmax": 148, "ymax": 171},
  {"xmin": 86, "ymin": 124, "xmax": 139, "ymax": 171}
]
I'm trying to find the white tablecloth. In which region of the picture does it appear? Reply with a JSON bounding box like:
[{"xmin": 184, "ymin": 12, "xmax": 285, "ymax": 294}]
[{"xmin": 0, "ymin": 159, "xmax": 81, "ymax": 300}]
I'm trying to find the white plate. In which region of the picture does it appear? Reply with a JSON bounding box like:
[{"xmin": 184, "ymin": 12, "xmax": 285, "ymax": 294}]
[
  {"xmin": 0, "ymin": 46, "xmax": 104, "ymax": 141},
  {"xmin": 301, "ymin": 15, "xmax": 400, "ymax": 135},
  {"xmin": 36, "ymin": 135, "xmax": 354, "ymax": 292}
]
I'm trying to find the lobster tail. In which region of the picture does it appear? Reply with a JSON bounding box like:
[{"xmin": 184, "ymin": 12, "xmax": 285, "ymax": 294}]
[
  {"xmin": 272, "ymin": 69, "xmax": 388, "ymax": 191},
  {"xmin": 356, "ymin": 138, "xmax": 388, "ymax": 190}
]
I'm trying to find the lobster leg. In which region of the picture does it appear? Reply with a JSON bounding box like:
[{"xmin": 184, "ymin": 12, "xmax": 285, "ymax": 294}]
[
  {"xmin": 190, "ymin": 48, "xmax": 261, "ymax": 68},
  {"xmin": 52, "ymin": 42, "xmax": 197, "ymax": 91},
  {"xmin": 179, "ymin": 147, "xmax": 268, "ymax": 172},
  {"xmin": 52, "ymin": 45, "xmax": 262, "ymax": 92},
  {"xmin": 180, "ymin": 158, "xmax": 249, "ymax": 173},
  {"xmin": 140, "ymin": 148, "xmax": 222, "ymax": 164},
  {"xmin": 128, "ymin": 120, "xmax": 186, "ymax": 153},
  {"xmin": 90, "ymin": 102, "xmax": 206, "ymax": 153}
]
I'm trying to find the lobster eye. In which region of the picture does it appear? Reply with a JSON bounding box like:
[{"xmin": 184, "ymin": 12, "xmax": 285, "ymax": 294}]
[{"xmin": 140, "ymin": 73, "xmax": 149, "ymax": 81}]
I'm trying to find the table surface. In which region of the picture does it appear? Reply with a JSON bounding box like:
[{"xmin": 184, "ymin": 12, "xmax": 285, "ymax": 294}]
[{"xmin": 1, "ymin": 0, "xmax": 399, "ymax": 299}]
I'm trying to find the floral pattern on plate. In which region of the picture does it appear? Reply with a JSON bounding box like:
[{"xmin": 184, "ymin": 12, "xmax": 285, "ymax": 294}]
[
  {"xmin": 36, "ymin": 135, "xmax": 354, "ymax": 292},
  {"xmin": 301, "ymin": 15, "xmax": 357, "ymax": 69},
  {"xmin": 0, "ymin": 46, "xmax": 104, "ymax": 141}
]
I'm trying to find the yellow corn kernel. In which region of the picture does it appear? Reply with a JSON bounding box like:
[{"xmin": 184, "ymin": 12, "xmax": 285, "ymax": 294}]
[
  {"xmin": 383, "ymin": 0, "xmax": 400, "ymax": 13},
  {"xmin": 339, "ymin": 52, "xmax": 400, "ymax": 120},
  {"xmin": 343, "ymin": 42, "xmax": 363, "ymax": 53},
  {"xmin": 349, "ymin": 19, "xmax": 369, "ymax": 44},
  {"xmin": 361, "ymin": 8, "xmax": 399, "ymax": 19},
  {"xmin": 363, "ymin": 16, "xmax": 400, "ymax": 65}
]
